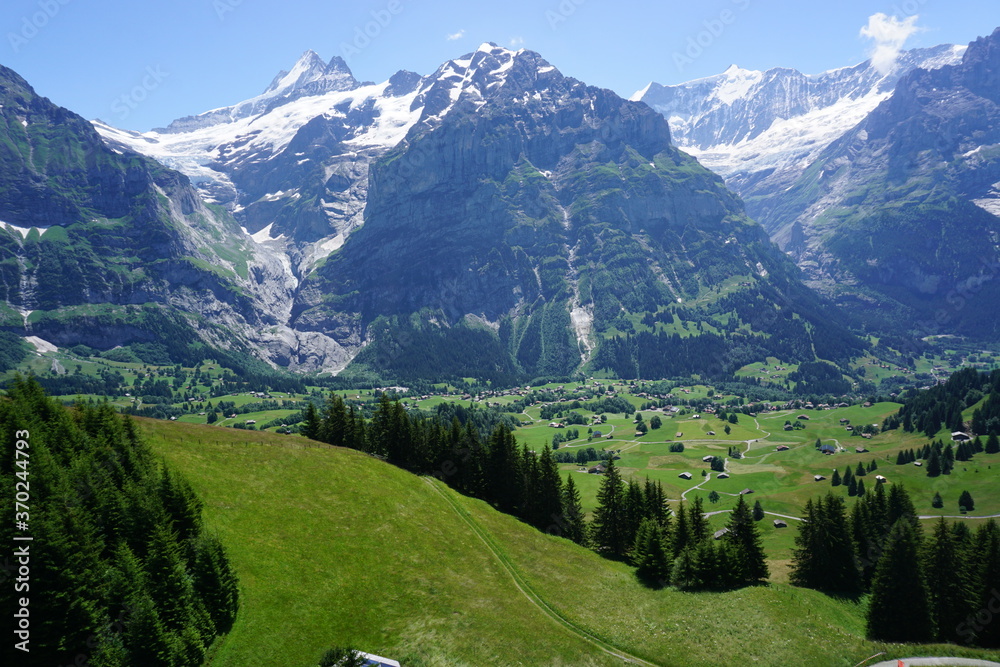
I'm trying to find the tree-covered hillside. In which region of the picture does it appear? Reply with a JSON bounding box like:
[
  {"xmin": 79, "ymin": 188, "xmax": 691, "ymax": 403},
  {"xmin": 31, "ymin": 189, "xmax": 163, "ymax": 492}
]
[{"xmin": 0, "ymin": 378, "xmax": 238, "ymax": 666}]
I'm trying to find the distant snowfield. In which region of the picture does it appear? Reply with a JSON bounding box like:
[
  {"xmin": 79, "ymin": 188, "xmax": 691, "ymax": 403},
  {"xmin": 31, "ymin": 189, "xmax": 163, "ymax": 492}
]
[
  {"xmin": 25, "ymin": 336, "xmax": 57, "ymax": 353},
  {"xmin": 1, "ymin": 221, "xmax": 43, "ymax": 238},
  {"xmin": 93, "ymin": 80, "xmax": 423, "ymax": 198},
  {"xmin": 678, "ymin": 90, "xmax": 891, "ymax": 178}
]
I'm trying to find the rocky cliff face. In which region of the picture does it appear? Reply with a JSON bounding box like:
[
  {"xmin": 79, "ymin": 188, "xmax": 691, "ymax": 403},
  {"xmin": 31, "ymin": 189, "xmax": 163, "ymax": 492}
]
[
  {"xmin": 0, "ymin": 64, "xmax": 357, "ymax": 370},
  {"xmin": 295, "ymin": 45, "xmax": 862, "ymax": 379}
]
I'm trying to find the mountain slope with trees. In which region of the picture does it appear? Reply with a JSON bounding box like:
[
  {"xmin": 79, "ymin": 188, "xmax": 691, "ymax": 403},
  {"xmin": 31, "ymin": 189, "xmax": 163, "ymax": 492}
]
[{"xmin": 0, "ymin": 378, "xmax": 238, "ymax": 666}]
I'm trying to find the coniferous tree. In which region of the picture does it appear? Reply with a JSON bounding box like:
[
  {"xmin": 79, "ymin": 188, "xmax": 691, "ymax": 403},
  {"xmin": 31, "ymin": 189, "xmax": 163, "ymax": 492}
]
[
  {"xmin": 831, "ymin": 468, "xmax": 842, "ymax": 486},
  {"xmin": 856, "ymin": 462, "xmax": 867, "ymax": 477},
  {"xmin": 959, "ymin": 490, "xmax": 975, "ymax": 512},
  {"xmin": 561, "ymin": 474, "xmax": 587, "ymax": 545},
  {"xmin": 689, "ymin": 496, "xmax": 709, "ymax": 543},
  {"xmin": 926, "ymin": 448, "xmax": 942, "ymax": 477},
  {"xmin": 972, "ymin": 520, "xmax": 1000, "ymax": 647},
  {"xmin": 791, "ymin": 498, "xmax": 820, "ymax": 588},
  {"xmin": 752, "ymin": 500, "xmax": 764, "ymax": 521},
  {"xmin": 623, "ymin": 479, "xmax": 645, "ymax": 548},
  {"xmin": 319, "ymin": 394, "xmax": 348, "ymax": 448},
  {"xmin": 924, "ymin": 518, "xmax": 976, "ymax": 644},
  {"xmin": 987, "ymin": 432, "xmax": 1000, "ymax": 454},
  {"xmin": 791, "ymin": 494, "xmax": 861, "ymax": 596},
  {"xmin": 190, "ymin": 535, "xmax": 239, "ymax": 634},
  {"xmin": 535, "ymin": 445, "xmax": 563, "ymax": 531},
  {"xmin": 896, "ymin": 450, "xmax": 907, "ymax": 465},
  {"xmin": 931, "ymin": 492, "xmax": 944, "ymax": 509},
  {"xmin": 486, "ymin": 424, "xmax": 521, "ymax": 514},
  {"xmin": 866, "ymin": 519, "xmax": 934, "ymax": 643},
  {"xmin": 592, "ymin": 458, "xmax": 629, "ymax": 559},
  {"xmin": 856, "ymin": 478, "xmax": 866, "ymax": 497},
  {"xmin": 724, "ymin": 494, "xmax": 769, "ymax": 584},
  {"xmin": 672, "ymin": 500, "xmax": 691, "ymax": 558},
  {"xmin": 633, "ymin": 517, "xmax": 671, "ymax": 585},
  {"xmin": 671, "ymin": 546, "xmax": 699, "ymax": 590},
  {"xmin": 643, "ymin": 478, "xmax": 668, "ymax": 528},
  {"xmin": 692, "ymin": 539, "xmax": 720, "ymax": 588},
  {"xmin": 847, "ymin": 476, "xmax": 858, "ymax": 497}
]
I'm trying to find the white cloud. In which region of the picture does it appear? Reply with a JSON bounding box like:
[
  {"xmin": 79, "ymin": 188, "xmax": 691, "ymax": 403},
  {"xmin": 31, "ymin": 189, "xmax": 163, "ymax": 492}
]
[
  {"xmin": 509, "ymin": 36, "xmax": 525, "ymax": 48},
  {"xmin": 860, "ymin": 13, "xmax": 922, "ymax": 75},
  {"xmin": 446, "ymin": 29, "xmax": 465, "ymax": 41}
]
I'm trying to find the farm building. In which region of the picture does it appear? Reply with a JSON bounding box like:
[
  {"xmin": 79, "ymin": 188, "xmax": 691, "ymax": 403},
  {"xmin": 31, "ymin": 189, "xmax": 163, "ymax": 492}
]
[
  {"xmin": 875, "ymin": 475, "xmax": 887, "ymax": 483},
  {"xmin": 797, "ymin": 415, "xmax": 810, "ymax": 420},
  {"xmin": 588, "ymin": 464, "xmax": 606, "ymax": 475},
  {"xmin": 717, "ymin": 473, "xmax": 730, "ymax": 479},
  {"xmin": 952, "ymin": 432, "xmax": 972, "ymax": 442},
  {"xmin": 814, "ymin": 475, "xmax": 826, "ymax": 481},
  {"xmin": 707, "ymin": 431, "xmax": 716, "ymax": 436},
  {"xmin": 679, "ymin": 472, "xmax": 693, "ymax": 480},
  {"xmin": 914, "ymin": 461, "xmax": 923, "ymax": 467},
  {"xmin": 773, "ymin": 519, "xmax": 787, "ymax": 528},
  {"xmin": 713, "ymin": 528, "xmax": 729, "ymax": 540},
  {"xmin": 819, "ymin": 444, "xmax": 836, "ymax": 454},
  {"xmin": 740, "ymin": 488, "xmax": 754, "ymax": 495},
  {"xmin": 776, "ymin": 445, "xmax": 790, "ymax": 451},
  {"xmin": 359, "ymin": 652, "xmax": 402, "ymax": 667},
  {"xmin": 702, "ymin": 455, "xmax": 715, "ymax": 462},
  {"xmin": 855, "ymin": 446, "xmax": 868, "ymax": 453}
]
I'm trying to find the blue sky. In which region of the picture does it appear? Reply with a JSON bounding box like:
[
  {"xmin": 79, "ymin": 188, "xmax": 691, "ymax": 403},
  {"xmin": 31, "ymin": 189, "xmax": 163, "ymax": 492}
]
[{"xmin": 4, "ymin": 0, "xmax": 998, "ymax": 130}]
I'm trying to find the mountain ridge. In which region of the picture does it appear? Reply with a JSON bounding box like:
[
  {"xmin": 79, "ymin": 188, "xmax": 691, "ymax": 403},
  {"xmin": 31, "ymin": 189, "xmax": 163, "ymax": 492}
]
[{"xmin": 8, "ymin": 43, "xmax": 868, "ymax": 379}]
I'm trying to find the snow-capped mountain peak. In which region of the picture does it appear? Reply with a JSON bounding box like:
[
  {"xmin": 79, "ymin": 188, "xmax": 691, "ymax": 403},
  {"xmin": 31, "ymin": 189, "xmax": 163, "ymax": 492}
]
[
  {"xmin": 262, "ymin": 49, "xmax": 329, "ymax": 95},
  {"xmin": 152, "ymin": 50, "xmax": 361, "ymax": 134}
]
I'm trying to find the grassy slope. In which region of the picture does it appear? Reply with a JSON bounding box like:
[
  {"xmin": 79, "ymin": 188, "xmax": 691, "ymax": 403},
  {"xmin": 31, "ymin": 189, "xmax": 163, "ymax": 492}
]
[{"xmin": 142, "ymin": 419, "xmax": 1000, "ymax": 667}]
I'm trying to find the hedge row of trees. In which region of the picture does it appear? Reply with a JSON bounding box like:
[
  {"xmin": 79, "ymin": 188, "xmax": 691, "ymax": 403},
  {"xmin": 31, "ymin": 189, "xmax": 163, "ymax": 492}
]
[
  {"xmin": 792, "ymin": 484, "xmax": 1000, "ymax": 646},
  {"xmin": 301, "ymin": 393, "xmax": 587, "ymax": 538},
  {"xmin": 0, "ymin": 378, "xmax": 238, "ymax": 666}
]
